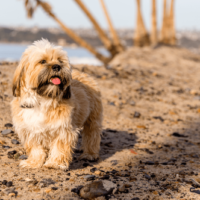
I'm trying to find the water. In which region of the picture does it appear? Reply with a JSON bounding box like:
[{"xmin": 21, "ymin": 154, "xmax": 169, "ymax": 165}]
[{"xmin": 0, "ymin": 43, "xmax": 108, "ymax": 65}]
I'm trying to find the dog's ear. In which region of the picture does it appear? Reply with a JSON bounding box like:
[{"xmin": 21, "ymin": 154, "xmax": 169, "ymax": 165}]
[
  {"xmin": 63, "ymin": 86, "xmax": 71, "ymax": 99},
  {"xmin": 13, "ymin": 53, "xmax": 28, "ymax": 97}
]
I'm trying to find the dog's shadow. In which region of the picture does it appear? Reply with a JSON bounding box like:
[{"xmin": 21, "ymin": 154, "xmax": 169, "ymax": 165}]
[{"xmin": 69, "ymin": 128, "xmax": 137, "ymax": 170}]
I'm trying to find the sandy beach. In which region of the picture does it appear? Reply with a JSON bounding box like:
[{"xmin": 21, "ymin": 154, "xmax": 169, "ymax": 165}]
[{"xmin": 1, "ymin": 46, "xmax": 200, "ymax": 199}]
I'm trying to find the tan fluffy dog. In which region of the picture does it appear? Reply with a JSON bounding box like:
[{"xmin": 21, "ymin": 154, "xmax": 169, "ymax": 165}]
[{"xmin": 11, "ymin": 39, "xmax": 102, "ymax": 170}]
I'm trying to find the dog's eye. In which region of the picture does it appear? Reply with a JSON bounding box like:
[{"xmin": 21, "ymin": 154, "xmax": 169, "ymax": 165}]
[
  {"xmin": 58, "ymin": 59, "xmax": 63, "ymax": 63},
  {"xmin": 40, "ymin": 60, "xmax": 46, "ymax": 64}
]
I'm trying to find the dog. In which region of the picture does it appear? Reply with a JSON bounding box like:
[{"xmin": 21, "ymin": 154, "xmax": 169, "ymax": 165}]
[{"xmin": 11, "ymin": 39, "xmax": 103, "ymax": 170}]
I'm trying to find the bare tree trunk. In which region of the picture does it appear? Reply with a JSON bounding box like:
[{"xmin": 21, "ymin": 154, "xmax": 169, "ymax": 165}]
[
  {"xmin": 151, "ymin": 0, "xmax": 157, "ymax": 46},
  {"xmin": 99, "ymin": 0, "xmax": 124, "ymax": 52},
  {"xmin": 37, "ymin": 0, "xmax": 111, "ymax": 64},
  {"xmin": 74, "ymin": 0, "xmax": 118, "ymax": 56},
  {"xmin": 134, "ymin": 0, "xmax": 150, "ymax": 47},
  {"xmin": 169, "ymin": 0, "xmax": 176, "ymax": 45},
  {"xmin": 160, "ymin": 0, "xmax": 169, "ymax": 44}
]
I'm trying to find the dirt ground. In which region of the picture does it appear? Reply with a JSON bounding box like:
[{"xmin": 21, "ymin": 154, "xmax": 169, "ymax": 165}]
[{"xmin": 1, "ymin": 46, "xmax": 200, "ymax": 199}]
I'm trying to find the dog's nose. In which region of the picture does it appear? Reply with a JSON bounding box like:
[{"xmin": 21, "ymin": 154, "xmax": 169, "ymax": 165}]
[{"xmin": 52, "ymin": 65, "xmax": 61, "ymax": 72}]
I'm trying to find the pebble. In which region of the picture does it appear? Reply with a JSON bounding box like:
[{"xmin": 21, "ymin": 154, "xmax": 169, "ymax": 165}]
[
  {"xmin": 79, "ymin": 181, "xmax": 113, "ymax": 199},
  {"xmin": 133, "ymin": 111, "xmax": 141, "ymax": 118},
  {"xmin": 99, "ymin": 175, "xmax": 110, "ymax": 180},
  {"xmin": 131, "ymin": 198, "xmax": 140, "ymax": 200},
  {"xmin": 144, "ymin": 161, "xmax": 155, "ymax": 165},
  {"xmin": 130, "ymin": 176, "xmax": 137, "ymax": 182},
  {"xmin": 102, "ymin": 180, "xmax": 116, "ymax": 191},
  {"xmin": 144, "ymin": 174, "xmax": 151, "ymax": 180},
  {"xmin": 4, "ymin": 123, "xmax": 13, "ymax": 128},
  {"xmin": 110, "ymin": 160, "xmax": 118, "ymax": 166},
  {"xmin": 6, "ymin": 181, "xmax": 13, "ymax": 187},
  {"xmin": 19, "ymin": 155, "xmax": 28, "ymax": 160},
  {"xmin": 1, "ymin": 129, "xmax": 12, "ymax": 135},
  {"xmin": 7, "ymin": 150, "xmax": 17, "ymax": 158},
  {"xmin": 2, "ymin": 180, "xmax": 7, "ymax": 185},
  {"xmin": 3, "ymin": 145, "xmax": 11, "ymax": 149},
  {"xmin": 11, "ymin": 139, "xmax": 20, "ymax": 144},
  {"xmin": 71, "ymin": 185, "xmax": 84, "ymax": 194},
  {"xmin": 5, "ymin": 188, "xmax": 17, "ymax": 196},
  {"xmin": 118, "ymin": 184, "xmax": 129, "ymax": 193},
  {"xmin": 130, "ymin": 101, "xmax": 136, "ymax": 106},
  {"xmin": 172, "ymin": 132, "xmax": 188, "ymax": 137},
  {"xmin": 84, "ymin": 175, "xmax": 96, "ymax": 181},
  {"xmin": 8, "ymin": 193, "xmax": 16, "ymax": 197},
  {"xmin": 51, "ymin": 187, "xmax": 58, "ymax": 190},
  {"xmin": 90, "ymin": 167, "xmax": 97, "ymax": 173},
  {"xmin": 40, "ymin": 178, "xmax": 55, "ymax": 187}
]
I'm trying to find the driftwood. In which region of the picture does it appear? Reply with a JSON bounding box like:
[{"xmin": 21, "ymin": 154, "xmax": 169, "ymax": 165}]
[
  {"xmin": 99, "ymin": 0, "xmax": 124, "ymax": 53},
  {"xmin": 151, "ymin": 0, "xmax": 158, "ymax": 45},
  {"xmin": 169, "ymin": 0, "xmax": 176, "ymax": 45},
  {"xmin": 74, "ymin": 0, "xmax": 119, "ymax": 57},
  {"xmin": 23, "ymin": 0, "xmax": 111, "ymax": 64},
  {"xmin": 134, "ymin": 0, "xmax": 150, "ymax": 47}
]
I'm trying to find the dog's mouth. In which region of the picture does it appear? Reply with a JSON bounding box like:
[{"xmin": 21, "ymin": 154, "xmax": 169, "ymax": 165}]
[{"xmin": 50, "ymin": 76, "xmax": 61, "ymax": 85}]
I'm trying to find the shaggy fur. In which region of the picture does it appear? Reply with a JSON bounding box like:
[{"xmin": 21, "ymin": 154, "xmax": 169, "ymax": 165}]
[{"xmin": 11, "ymin": 39, "xmax": 103, "ymax": 170}]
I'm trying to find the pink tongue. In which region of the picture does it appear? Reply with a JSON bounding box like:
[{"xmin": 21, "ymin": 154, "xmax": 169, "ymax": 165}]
[{"xmin": 51, "ymin": 78, "xmax": 61, "ymax": 85}]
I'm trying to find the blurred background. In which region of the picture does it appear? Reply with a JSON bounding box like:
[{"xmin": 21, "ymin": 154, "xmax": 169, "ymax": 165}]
[{"xmin": 0, "ymin": 0, "xmax": 200, "ymax": 65}]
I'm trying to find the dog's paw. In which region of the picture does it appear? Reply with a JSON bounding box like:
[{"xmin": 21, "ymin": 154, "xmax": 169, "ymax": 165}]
[
  {"xmin": 20, "ymin": 160, "xmax": 43, "ymax": 168},
  {"xmin": 44, "ymin": 161, "xmax": 69, "ymax": 170},
  {"xmin": 79, "ymin": 153, "xmax": 99, "ymax": 161}
]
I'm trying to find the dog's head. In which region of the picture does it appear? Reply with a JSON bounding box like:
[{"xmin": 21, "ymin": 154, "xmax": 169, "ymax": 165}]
[{"xmin": 13, "ymin": 39, "xmax": 72, "ymax": 106}]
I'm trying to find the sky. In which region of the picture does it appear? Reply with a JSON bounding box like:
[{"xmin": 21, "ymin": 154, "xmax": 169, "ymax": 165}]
[{"xmin": 0, "ymin": 0, "xmax": 199, "ymax": 30}]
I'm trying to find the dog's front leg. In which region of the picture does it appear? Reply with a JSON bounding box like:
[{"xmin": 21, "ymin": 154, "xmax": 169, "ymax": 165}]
[
  {"xmin": 44, "ymin": 135, "xmax": 76, "ymax": 170},
  {"xmin": 20, "ymin": 145, "xmax": 46, "ymax": 168}
]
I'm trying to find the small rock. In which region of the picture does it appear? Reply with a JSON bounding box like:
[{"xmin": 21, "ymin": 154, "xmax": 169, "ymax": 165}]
[
  {"xmin": 110, "ymin": 160, "xmax": 118, "ymax": 166},
  {"xmin": 109, "ymin": 102, "xmax": 115, "ymax": 106},
  {"xmin": 11, "ymin": 139, "xmax": 20, "ymax": 144},
  {"xmin": 144, "ymin": 161, "xmax": 155, "ymax": 165},
  {"xmin": 145, "ymin": 149, "xmax": 154, "ymax": 154},
  {"xmin": 118, "ymin": 184, "xmax": 128, "ymax": 193},
  {"xmin": 3, "ymin": 145, "xmax": 11, "ymax": 149},
  {"xmin": 19, "ymin": 155, "xmax": 28, "ymax": 160},
  {"xmin": 79, "ymin": 181, "xmax": 113, "ymax": 199},
  {"xmin": 133, "ymin": 112, "xmax": 141, "ymax": 118},
  {"xmin": 130, "ymin": 101, "xmax": 136, "ymax": 106},
  {"xmin": 144, "ymin": 174, "xmax": 151, "ymax": 180},
  {"xmin": 51, "ymin": 187, "xmax": 58, "ymax": 190},
  {"xmin": 8, "ymin": 193, "xmax": 16, "ymax": 197},
  {"xmin": 95, "ymin": 170, "xmax": 102, "ymax": 175},
  {"xmin": 1, "ymin": 129, "xmax": 12, "ymax": 135},
  {"xmin": 2, "ymin": 180, "xmax": 7, "ymax": 185},
  {"xmin": 90, "ymin": 168, "xmax": 97, "ymax": 173},
  {"xmin": 99, "ymin": 175, "xmax": 110, "ymax": 180},
  {"xmin": 7, "ymin": 150, "xmax": 17, "ymax": 159},
  {"xmin": 153, "ymin": 116, "xmax": 164, "ymax": 122},
  {"xmin": 71, "ymin": 185, "xmax": 84, "ymax": 194},
  {"xmin": 84, "ymin": 175, "xmax": 96, "ymax": 181},
  {"xmin": 130, "ymin": 176, "xmax": 137, "ymax": 182},
  {"xmin": 4, "ymin": 123, "xmax": 13, "ymax": 128},
  {"xmin": 172, "ymin": 132, "xmax": 188, "ymax": 138},
  {"xmin": 40, "ymin": 178, "xmax": 55, "ymax": 187},
  {"xmin": 102, "ymin": 180, "xmax": 116, "ymax": 191},
  {"xmin": 125, "ymin": 184, "xmax": 132, "ymax": 188},
  {"xmin": 131, "ymin": 198, "xmax": 140, "ymax": 200},
  {"xmin": 5, "ymin": 188, "xmax": 17, "ymax": 196},
  {"xmin": 6, "ymin": 181, "xmax": 13, "ymax": 187}
]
